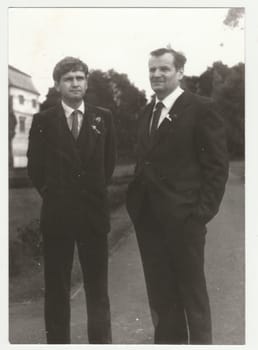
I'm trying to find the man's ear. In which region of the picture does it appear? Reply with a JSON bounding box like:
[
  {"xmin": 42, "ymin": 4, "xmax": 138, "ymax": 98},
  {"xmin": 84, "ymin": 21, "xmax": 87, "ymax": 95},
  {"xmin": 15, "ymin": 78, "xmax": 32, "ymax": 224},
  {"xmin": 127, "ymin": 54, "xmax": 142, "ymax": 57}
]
[
  {"xmin": 84, "ymin": 79, "xmax": 88, "ymax": 91},
  {"xmin": 54, "ymin": 81, "xmax": 60, "ymax": 92},
  {"xmin": 177, "ymin": 68, "xmax": 184, "ymax": 81}
]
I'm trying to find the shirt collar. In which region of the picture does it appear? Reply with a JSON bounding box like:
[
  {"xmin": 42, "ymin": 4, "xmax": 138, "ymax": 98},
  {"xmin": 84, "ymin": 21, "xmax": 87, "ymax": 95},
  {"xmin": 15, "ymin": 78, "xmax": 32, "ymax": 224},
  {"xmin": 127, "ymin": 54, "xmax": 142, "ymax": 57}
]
[
  {"xmin": 155, "ymin": 86, "xmax": 184, "ymax": 110},
  {"xmin": 61, "ymin": 100, "xmax": 85, "ymax": 119}
]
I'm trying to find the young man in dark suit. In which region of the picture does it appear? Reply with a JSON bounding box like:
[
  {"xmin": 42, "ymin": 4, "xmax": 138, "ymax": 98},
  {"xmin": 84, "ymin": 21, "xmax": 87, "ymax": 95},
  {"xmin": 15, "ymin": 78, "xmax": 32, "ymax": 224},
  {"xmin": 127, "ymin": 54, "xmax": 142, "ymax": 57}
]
[
  {"xmin": 126, "ymin": 48, "xmax": 229, "ymax": 344},
  {"xmin": 27, "ymin": 57, "xmax": 116, "ymax": 344}
]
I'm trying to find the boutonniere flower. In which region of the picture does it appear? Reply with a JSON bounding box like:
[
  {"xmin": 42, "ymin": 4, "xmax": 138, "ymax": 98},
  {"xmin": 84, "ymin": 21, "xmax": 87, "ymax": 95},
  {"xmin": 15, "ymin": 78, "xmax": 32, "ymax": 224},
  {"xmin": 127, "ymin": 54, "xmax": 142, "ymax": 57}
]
[
  {"xmin": 91, "ymin": 125, "xmax": 101, "ymax": 134},
  {"xmin": 91, "ymin": 115, "xmax": 102, "ymax": 134},
  {"xmin": 166, "ymin": 113, "xmax": 178, "ymax": 122}
]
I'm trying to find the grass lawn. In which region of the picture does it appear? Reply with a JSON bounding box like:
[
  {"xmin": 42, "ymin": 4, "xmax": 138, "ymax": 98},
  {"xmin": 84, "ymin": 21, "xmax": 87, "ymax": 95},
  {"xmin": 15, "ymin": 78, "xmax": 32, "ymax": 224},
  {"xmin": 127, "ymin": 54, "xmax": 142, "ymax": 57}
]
[{"xmin": 9, "ymin": 189, "xmax": 41, "ymax": 241}]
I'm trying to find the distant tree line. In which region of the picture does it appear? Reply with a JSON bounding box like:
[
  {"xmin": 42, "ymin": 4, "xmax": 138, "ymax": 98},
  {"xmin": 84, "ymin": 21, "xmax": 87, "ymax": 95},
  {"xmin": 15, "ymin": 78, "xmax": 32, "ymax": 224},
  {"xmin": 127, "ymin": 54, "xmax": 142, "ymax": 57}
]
[
  {"xmin": 183, "ymin": 61, "xmax": 245, "ymax": 159},
  {"xmin": 40, "ymin": 62, "xmax": 244, "ymax": 161}
]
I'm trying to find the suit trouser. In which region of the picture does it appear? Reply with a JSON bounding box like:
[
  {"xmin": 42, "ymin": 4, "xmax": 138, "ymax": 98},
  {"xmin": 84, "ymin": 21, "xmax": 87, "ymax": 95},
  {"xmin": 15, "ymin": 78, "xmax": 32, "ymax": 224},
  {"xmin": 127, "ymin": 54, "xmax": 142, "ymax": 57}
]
[
  {"xmin": 42, "ymin": 211, "xmax": 112, "ymax": 344},
  {"xmin": 134, "ymin": 196, "xmax": 212, "ymax": 344}
]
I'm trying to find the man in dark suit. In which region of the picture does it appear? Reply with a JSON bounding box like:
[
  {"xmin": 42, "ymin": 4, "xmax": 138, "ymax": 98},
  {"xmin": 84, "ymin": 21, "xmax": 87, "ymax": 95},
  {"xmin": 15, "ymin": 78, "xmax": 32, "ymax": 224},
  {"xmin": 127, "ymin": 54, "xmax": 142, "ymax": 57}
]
[
  {"xmin": 126, "ymin": 47, "xmax": 229, "ymax": 344},
  {"xmin": 27, "ymin": 57, "xmax": 116, "ymax": 344}
]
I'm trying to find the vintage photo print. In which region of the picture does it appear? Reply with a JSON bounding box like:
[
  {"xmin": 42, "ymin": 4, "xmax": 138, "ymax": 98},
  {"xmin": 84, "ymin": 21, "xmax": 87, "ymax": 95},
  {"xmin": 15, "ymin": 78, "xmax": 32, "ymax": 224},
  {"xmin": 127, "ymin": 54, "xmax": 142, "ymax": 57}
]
[{"xmin": 1, "ymin": 1, "xmax": 257, "ymax": 349}]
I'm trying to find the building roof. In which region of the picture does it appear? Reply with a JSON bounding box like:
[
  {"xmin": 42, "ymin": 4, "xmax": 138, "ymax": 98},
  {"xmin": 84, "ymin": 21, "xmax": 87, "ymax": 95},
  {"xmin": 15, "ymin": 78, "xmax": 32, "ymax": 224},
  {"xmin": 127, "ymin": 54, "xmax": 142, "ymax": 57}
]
[{"xmin": 8, "ymin": 65, "xmax": 40, "ymax": 95}]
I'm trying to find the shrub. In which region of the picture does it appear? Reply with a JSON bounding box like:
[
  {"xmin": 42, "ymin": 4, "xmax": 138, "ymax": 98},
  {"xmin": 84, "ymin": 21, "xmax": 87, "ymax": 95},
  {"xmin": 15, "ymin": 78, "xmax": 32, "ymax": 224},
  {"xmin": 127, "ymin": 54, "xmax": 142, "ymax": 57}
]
[{"xmin": 9, "ymin": 219, "xmax": 42, "ymax": 277}]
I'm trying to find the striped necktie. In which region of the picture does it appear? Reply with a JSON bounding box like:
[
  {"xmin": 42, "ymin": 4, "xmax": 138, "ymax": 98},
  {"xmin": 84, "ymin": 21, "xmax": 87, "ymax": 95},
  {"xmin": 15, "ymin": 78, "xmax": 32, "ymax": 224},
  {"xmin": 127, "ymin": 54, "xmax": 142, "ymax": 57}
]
[
  {"xmin": 71, "ymin": 110, "xmax": 80, "ymax": 139},
  {"xmin": 149, "ymin": 101, "xmax": 164, "ymax": 140}
]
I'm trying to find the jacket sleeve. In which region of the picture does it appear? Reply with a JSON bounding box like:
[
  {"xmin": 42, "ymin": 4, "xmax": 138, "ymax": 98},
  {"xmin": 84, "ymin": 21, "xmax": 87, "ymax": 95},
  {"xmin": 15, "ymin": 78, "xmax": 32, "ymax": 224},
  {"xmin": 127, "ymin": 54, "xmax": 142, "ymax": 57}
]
[
  {"xmin": 104, "ymin": 110, "xmax": 116, "ymax": 184},
  {"xmin": 193, "ymin": 102, "xmax": 229, "ymax": 223},
  {"xmin": 27, "ymin": 114, "xmax": 46, "ymax": 196}
]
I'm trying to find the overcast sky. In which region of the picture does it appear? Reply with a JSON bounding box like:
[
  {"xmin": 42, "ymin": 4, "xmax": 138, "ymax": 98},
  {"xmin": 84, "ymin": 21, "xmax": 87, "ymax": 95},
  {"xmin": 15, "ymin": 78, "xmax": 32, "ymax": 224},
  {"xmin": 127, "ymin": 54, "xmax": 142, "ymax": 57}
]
[{"xmin": 9, "ymin": 7, "xmax": 244, "ymax": 101}]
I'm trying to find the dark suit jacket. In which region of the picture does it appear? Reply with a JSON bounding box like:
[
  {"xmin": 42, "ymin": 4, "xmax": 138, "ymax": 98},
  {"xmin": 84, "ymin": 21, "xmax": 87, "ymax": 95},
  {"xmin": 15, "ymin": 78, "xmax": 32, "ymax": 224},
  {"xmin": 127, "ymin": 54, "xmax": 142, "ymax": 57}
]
[
  {"xmin": 126, "ymin": 91, "xmax": 229, "ymax": 230},
  {"xmin": 27, "ymin": 102, "xmax": 116, "ymax": 235}
]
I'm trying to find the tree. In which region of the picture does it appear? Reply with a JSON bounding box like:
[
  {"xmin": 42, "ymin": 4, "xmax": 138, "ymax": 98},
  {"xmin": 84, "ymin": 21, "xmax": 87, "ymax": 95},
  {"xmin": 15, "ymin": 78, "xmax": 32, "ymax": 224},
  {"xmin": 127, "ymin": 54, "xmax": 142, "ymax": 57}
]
[
  {"xmin": 9, "ymin": 95, "xmax": 17, "ymax": 169},
  {"xmin": 198, "ymin": 68, "xmax": 214, "ymax": 97},
  {"xmin": 181, "ymin": 76, "xmax": 199, "ymax": 94},
  {"xmin": 40, "ymin": 87, "xmax": 60, "ymax": 111},
  {"xmin": 107, "ymin": 70, "xmax": 146, "ymax": 159},
  {"xmin": 183, "ymin": 61, "xmax": 245, "ymax": 159},
  {"xmin": 212, "ymin": 63, "xmax": 245, "ymax": 158},
  {"xmin": 85, "ymin": 70, "xmax": 115, "ymax": 109},
  {"xmin": 223, "ymin": 8, "xmax": 244, "ymax": 28}
]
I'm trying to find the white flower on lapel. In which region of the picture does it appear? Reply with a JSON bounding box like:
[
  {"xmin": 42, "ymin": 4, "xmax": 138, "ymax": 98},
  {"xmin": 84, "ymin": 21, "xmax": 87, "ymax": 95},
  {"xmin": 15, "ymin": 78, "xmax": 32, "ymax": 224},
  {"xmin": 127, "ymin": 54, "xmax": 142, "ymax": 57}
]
[
  {"xmin": 166, "ymin": 113, "xmax": 178, "ymax": 122},
  {"xmin": 165, "ymin": 114, "xmax": 172, "ymax": 122},
  {"xmin": 91, "ymin": 125, "xmax": 101, "ymax": 134},
  {"xmin": 95, "ymin": 116, "xmax": 102, "ymax": 124},
  {"xmin": 91, "ymin": 115, "xmax": 102, "ymax": 134}
]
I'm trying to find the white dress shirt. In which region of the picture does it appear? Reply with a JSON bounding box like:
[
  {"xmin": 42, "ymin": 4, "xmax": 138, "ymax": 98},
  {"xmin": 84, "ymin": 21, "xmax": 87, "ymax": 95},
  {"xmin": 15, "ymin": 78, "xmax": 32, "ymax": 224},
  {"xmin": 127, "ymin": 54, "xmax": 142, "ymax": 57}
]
[
  {"xmin": 150, "ymin": 86, "xmax": 184, "ymax": 130},
  {"xmin": 61, "ymin": 100, "xmax": 85, "ymax": 133}
]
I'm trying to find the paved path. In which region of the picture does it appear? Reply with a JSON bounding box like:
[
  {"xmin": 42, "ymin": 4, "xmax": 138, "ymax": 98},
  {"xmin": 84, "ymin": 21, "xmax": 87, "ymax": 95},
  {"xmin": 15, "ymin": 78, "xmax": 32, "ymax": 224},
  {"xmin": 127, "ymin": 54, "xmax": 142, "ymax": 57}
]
[{"xmin": 9, "ymin": 164, "xmax": 244, "ymax": 345}]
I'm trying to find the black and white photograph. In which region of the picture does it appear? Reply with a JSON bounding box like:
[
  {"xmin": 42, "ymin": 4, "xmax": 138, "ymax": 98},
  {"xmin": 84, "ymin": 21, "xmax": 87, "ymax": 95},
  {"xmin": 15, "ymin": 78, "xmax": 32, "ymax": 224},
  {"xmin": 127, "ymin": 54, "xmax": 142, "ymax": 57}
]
[{"xmin": 2, "ymin": 2, "xmax": 256, "ymax": 348}]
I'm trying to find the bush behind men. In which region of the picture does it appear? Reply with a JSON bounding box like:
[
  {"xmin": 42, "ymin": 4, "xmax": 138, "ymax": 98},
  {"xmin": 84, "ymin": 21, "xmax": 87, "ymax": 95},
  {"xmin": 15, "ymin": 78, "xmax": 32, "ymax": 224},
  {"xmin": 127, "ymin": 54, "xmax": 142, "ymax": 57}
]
[
  {"xmin": 27, "ymin": 57, "xmax": 116, "ymax": 343},
  {"xmin": 126, "ymin": 48, "xmax": 229, "ymax": 344}
]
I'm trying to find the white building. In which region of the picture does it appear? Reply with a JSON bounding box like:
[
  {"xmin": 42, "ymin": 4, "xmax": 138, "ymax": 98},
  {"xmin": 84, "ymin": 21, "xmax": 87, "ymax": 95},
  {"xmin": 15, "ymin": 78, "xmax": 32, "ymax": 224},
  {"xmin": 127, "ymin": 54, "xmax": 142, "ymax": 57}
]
[{"xmin": 9, "ymin": 65, "xmax": 40, "ymax": 168}]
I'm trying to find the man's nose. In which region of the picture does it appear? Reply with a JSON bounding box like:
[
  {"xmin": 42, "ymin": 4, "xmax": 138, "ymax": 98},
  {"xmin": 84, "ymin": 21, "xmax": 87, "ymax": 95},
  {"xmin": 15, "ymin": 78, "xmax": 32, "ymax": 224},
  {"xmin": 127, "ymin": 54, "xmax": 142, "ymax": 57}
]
[
  {"xmin": 71, "ymin": 78, "xmax": 79, "ymax": 86},
  {"xmin": 152, "ymin": 69, "xmax": 161, "ymax": 77}
]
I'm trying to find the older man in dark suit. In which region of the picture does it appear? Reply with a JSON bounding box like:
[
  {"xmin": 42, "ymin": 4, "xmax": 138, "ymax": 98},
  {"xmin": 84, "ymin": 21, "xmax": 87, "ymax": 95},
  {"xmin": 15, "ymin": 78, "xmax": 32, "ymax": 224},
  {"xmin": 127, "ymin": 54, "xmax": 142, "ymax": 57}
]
[
  {"xmin": 126, "ymin": 48, "xmax": 229, "ymax": 344},
  {"xmin": 27, "ymin": 57, "xmax": 116, "ymax": 344}
]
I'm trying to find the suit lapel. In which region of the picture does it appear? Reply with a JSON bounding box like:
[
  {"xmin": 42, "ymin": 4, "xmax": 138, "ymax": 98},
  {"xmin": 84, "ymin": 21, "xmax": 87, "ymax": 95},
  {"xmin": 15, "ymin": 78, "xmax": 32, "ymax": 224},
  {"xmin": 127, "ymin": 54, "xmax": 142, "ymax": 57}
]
[
  {"xmin": 56, "ymin": 102, "xmax": 73, "ymax": 139},
  {"xmin": 76, "ymin": 103, "xmax": 98, "ymax": 162},
  {"xmin": 167, "ymin": 90, "xmax": 192, "ymax": 121}
]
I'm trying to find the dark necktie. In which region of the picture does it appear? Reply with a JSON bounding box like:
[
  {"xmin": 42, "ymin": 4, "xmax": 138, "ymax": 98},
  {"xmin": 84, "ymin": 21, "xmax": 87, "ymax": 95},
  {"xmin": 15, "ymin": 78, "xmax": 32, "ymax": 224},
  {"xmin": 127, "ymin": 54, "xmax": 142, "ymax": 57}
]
[
  {"xmin": 71, "ymin": 110, "xmax": 80, "ymax": 139},
  {"xmin": 149, "ymin": 101, "xmax": 164, "ymax": 140}
]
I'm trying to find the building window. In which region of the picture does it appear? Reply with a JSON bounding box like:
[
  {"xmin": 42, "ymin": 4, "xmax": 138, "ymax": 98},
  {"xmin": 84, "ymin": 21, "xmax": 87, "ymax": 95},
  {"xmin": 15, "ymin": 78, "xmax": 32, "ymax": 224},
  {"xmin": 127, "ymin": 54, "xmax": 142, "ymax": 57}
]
[
  {"xmin": 32, "ymin": 99, "xmax": 37, "ymax": 108},
  {"xmin": 19, "ymin": 116, "xmax": 26, "ymax": 133},
  {"xmin": 18, "ymin": 95, "xmax": 24, "ymax": 105}
]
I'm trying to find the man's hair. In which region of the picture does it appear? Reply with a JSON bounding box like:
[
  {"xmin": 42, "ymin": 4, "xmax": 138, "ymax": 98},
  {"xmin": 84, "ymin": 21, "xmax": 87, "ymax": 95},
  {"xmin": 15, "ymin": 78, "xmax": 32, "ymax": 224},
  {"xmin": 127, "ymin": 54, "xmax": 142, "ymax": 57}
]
[
  {"xmin": 150, "ymin": 48, "xmax": 187, "ymax": 70},
  {"xmin": 52, "ymin": 56, "xmax": 89, "ymax": 82}
]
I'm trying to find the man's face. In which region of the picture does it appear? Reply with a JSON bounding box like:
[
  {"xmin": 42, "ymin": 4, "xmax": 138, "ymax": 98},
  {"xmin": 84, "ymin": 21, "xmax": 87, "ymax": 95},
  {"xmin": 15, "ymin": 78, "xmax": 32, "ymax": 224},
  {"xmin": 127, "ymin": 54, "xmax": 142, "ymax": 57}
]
[
  {"xmin": 55, "ymin": 70, "xmax": 88, "ymax": 103},
  {"xmin": 149, "ymin": 53, "xmax": 184, "ymax": 99}
]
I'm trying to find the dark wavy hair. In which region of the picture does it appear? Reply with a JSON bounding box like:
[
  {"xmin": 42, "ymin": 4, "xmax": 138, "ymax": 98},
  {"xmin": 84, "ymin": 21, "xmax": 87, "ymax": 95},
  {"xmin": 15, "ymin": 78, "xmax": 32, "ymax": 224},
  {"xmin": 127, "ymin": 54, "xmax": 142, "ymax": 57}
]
[
  {"xmin": 150, "ymin": 48, "xmax": 187, "ymax": 70},
  {"xmin": 52, "ymin": 56, "xmax": 88, "ymax": 82}
]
